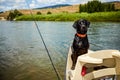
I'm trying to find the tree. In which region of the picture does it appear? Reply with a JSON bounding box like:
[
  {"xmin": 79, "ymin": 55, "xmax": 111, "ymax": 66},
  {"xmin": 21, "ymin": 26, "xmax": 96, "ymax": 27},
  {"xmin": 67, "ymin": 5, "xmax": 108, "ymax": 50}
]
[
  {"xmin": 79, "ymin": 0, "xmax": 115, "ymax": 13},
  {"xmin": 7, "ymin": 11, "xmax": 15, "ymax": 21},
  {"xmin": 103, "ymin": 3, "xmax": 115, "ymax": 12},
  {"xmin": 79, "ymin": 4, "xmax": 83, "ymax": 13},
  {"xmin": 110, "ymin": 4, "xmax": 115, "ymax": 11},
  {"xmin": 14, "ymin": 9, "xmax": 22, "ymax": 17},
  {"xmin": 79, "ymin": 4, "xmax": 84, "ymax": 13},
  {"xmin": 7, "ymin": 9, "xmax": 23, "ymax": 21},
  {"xmin": 79, "ymin": 4, "xmax": 87, "ymax": 13},
  {"xmin": 87, "ymin": 0, "xmax": 102, "ymax": 13}
]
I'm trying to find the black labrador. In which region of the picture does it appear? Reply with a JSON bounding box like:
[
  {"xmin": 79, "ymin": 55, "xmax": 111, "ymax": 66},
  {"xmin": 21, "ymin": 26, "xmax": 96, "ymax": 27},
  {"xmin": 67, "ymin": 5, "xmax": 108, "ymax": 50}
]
[{"xmin": 71, "ymin": 19, "xmax": 90, "ymax": 70}]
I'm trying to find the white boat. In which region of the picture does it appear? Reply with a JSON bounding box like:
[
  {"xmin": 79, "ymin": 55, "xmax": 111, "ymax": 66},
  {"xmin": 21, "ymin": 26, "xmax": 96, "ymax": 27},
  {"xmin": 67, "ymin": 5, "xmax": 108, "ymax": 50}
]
[{"xmin": 66, "ymin": 47, "xmax": 120, "ymax": 80}]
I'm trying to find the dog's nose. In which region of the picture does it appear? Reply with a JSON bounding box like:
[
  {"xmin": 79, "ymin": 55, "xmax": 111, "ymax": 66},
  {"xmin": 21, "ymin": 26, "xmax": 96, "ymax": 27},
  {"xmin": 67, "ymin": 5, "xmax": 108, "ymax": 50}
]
[
  {"xmin": 82, "ymin": 26, "xmax": 86, "ymax": 29},
  {"xmin": 83, "ymin": 26, "xmax": 85, "ymax": 28}
]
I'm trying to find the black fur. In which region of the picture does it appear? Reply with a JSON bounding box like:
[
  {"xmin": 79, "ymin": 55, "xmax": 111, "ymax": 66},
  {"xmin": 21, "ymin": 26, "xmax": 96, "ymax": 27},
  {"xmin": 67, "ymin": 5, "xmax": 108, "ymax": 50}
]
[{"xmin": 71, "ymin": 19, "xmax": 90, "ymax": 70}]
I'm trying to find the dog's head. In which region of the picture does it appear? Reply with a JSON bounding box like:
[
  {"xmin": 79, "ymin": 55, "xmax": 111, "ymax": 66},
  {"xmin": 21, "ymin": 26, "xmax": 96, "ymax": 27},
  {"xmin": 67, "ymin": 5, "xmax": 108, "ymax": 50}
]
[{"xmin": 73, "ymin": 19, "xmax": 90, "ymax": 34}]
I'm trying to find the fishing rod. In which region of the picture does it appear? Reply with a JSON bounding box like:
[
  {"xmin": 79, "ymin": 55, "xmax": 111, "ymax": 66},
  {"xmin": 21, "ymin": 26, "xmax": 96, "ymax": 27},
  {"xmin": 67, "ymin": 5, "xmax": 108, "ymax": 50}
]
[{"xmin": 25, "ymin": 1, "xmax": 62, "ymax": 80}]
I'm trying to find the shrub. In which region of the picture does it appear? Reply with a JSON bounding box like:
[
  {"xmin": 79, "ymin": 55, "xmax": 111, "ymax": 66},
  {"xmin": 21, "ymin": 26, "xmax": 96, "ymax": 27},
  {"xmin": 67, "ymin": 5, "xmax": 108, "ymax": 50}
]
[
  {"xmin": 37, "ymin": 11, "xmax": 42, "ymax": 15},
  {"xmin": 47, "ymin": 11, "xmax": 52, "ymax": 14}
]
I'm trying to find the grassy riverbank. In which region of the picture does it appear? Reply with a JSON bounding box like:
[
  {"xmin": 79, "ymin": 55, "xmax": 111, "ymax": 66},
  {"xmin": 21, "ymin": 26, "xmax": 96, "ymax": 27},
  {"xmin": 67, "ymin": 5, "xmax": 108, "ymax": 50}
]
[{"xmin": 16, "ymin": 11, "xmax": 120, "ymax": 22}]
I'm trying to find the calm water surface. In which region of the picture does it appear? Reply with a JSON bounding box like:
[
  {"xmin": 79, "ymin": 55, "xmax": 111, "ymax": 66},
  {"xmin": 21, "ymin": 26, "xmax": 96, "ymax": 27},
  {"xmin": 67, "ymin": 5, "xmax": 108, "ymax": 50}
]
[{"xmin": 0, "ymin": 21, "xmax": 120, "ymax": 80}]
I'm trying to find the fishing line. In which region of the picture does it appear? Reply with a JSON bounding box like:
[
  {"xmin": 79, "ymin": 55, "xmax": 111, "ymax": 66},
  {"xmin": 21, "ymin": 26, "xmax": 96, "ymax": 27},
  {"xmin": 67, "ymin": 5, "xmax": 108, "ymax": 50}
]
[{"xmin": 25, "ymin": 1, "xmax": 62, "ymax": 80}]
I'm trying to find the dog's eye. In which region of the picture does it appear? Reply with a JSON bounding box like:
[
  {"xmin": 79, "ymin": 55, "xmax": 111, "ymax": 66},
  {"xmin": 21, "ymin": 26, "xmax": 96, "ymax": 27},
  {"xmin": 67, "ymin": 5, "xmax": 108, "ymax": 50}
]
[{"xmin": 81, "ymin": 22, "xmax": 83, "ymax": 25}]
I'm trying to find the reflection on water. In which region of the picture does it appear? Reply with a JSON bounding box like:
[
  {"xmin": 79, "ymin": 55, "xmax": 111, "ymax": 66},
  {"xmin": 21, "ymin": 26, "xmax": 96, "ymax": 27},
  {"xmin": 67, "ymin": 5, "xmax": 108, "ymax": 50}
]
[
  {"xmin": 89, "ymin": 22, "xmax": 120, "ymax": 50},
  {"xmin": 0, "ymin": 21, "xmax": 120, "ymax": 80}
]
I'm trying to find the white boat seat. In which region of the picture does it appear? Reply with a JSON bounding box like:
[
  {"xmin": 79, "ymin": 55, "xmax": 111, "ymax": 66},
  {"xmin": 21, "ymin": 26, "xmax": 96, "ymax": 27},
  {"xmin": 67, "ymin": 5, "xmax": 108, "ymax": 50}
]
[{"xmin": 66, "ymin": 49, "xmax": 120, "ymax": 80}]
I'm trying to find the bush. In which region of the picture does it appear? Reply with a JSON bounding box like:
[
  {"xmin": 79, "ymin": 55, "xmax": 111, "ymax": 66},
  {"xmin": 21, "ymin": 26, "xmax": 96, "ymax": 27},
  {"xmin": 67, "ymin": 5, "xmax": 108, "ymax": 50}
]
[
  {"xmin": 16, "ymin": 11, "xmax": 120, "ymax": 22},
  {"xmin": 47, "ymin": 11, "xmax": 52, "ymax": 14},
  {"xmin": 37, "ymin": 11, "xmax": 41, "ymax": 15}
]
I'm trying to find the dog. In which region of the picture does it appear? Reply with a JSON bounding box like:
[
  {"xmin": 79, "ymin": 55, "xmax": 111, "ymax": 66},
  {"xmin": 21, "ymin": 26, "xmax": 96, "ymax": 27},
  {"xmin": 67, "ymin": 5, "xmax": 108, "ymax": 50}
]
[{"xmin": 71, "ymin": 19, "xmax": 90, "ymax": 70}]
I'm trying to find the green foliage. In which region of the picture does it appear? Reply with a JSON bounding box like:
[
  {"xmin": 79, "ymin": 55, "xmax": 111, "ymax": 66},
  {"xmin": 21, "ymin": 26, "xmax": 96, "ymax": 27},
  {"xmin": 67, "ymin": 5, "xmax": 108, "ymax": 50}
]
[
  {"xmin": 79, "ymin": 4, "xmax": 87, "ymax": 12},
  {"xmin": 16, "ymin": 11, "xmax": 120, "ymax": 22},
  {"xmin": 87, "ymin": 0, "xmax": 102, "ymax": 13},
  {"xmin": 47, "ymin": 11, "xmax": 52, "ymax": 14},
  {"xmin": 37, "ymin": 11, "xmax": 42, "ymax": 15},
  {"xmin": 103, "ymin": 3, "xmax": 115, "ymax": 11},
  {"xmin": 14, "ymin": 9, "xmax": 23, "ymax": 17},
  {"xmin": 62, "ymin": 11, "xmax": 68, "ymax": 13},
  {"xmin": 79, "ymin": 0, "xmax": 115, "ymax": 13},
  {"xmin": 7, "ymin": 9, "xmax": 23, "ymax": 21},
  {"xmin": 7, "ymin": 11, "xmax": 15, "ymax": 21}
]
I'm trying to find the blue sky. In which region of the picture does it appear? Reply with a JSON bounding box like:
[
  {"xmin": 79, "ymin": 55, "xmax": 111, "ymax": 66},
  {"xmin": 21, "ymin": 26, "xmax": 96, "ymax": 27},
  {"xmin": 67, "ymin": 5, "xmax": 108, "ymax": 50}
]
[{"xmin": 0, "ymin": 0, "xmax": 120, "ymax": 12}]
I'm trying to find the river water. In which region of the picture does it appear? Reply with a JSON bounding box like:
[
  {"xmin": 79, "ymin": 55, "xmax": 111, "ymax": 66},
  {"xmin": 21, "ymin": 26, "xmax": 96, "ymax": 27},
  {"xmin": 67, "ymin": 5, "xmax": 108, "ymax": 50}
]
[{"xmin": 0, "ymin": 21, "xmax": 120, "ymax": 80}]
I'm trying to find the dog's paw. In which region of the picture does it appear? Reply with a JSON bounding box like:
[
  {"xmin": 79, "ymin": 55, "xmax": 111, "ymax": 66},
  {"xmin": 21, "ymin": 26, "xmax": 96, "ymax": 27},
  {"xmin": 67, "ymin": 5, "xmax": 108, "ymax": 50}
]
[{"xmin": 71, "ymin": 66, "xmax": 75, "ymax": 70}]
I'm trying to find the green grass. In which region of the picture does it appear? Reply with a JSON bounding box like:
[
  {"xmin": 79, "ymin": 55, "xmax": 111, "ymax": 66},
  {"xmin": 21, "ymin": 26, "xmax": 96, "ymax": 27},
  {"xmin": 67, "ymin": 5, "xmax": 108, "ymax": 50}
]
[{"xmin": 16, "ymin": 11, "xmax": 120, "ymax": 22}]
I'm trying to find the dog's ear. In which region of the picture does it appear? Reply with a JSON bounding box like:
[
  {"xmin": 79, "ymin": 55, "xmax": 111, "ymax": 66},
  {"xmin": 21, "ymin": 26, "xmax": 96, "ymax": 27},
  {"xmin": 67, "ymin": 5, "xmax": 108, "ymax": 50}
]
[
  {"xmin": 87, "ymin": 21, "xmax": 90, "ymax": 28},
  {"xmin": 73, "ymin": 20, "xmax": 78, "ymax": 29}
]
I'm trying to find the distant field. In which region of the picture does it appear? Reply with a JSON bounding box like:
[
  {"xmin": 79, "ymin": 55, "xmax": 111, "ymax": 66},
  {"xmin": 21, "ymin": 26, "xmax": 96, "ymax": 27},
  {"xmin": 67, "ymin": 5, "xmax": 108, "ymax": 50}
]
[
  {"xmin": 16, "ymin": 11, "xmax": 120, "ymax": 22},
  {"xmin": 1, "ymin": 2, "xmax": 120, "ymax": 19},
  {"xmin": 8, "ymin": 2, "xmax": 120, "ymax": 15}
]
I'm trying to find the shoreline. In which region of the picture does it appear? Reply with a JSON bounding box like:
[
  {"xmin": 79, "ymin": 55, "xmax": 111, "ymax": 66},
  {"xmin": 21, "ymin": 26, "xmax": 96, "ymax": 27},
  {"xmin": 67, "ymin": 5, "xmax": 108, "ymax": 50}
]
[{"xmin": 16, "ymin": 11, "xmax": 120, "ymax": 22}]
